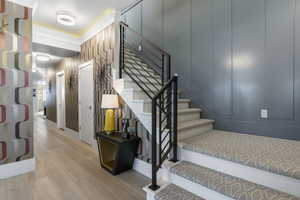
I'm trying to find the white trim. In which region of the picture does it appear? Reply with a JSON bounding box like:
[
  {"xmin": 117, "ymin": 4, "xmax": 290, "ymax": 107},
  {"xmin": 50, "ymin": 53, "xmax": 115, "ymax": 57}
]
[
  {"xmin": 7, "ymin": 0, "xmax": 36, "ymax": 8},
  {"xmin": 80, "ymin": 12, "xmax": 115, "ymax": 44},
  {"xmin": 144, "ymin": 183, "xmax": 170, "ymax": 200},
  {"xmin": 64, "ymin": 127, "xmax": 80, "ymax": 140},
  {"xmin": 133, "ymin": 158, "xmax": 165, "ymax": 179},
  {"xmin": 180, "ymin": 148, "xmax": 300, "ymax": 197},
  {"xmin": 56, "ymin": 71, "xmax": 66, "ymax": 130},
  {"xmin": 46, "ymin": 120, "xmax": 97, "ymax": 150},
  {"xmin": 0, "ymin": 158, "xmax": 36, "ymax": 179},
  {"xmin": 33, "ymin": 27, "xmax": 81, "ymax": 52},
  {"xmin": 32, "ymin": 11, "xmax": 116, "ymax": 51},
  {"xmin": 78, "ymin": 60, "xmax": 95, "ymax": 146},
  {"xmin": 46, "ymin": 119, "xmax": 57, "ymax": 128},
  {"xmin": 133, "ymin": 158, "xmax": 152, "ymax": 178}
]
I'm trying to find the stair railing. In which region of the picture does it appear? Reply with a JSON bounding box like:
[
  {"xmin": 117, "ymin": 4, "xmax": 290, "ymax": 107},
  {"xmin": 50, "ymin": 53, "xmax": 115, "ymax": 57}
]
[{"xmin": 119, "ymin": 22, "xmax": 178, "ymax": 190}]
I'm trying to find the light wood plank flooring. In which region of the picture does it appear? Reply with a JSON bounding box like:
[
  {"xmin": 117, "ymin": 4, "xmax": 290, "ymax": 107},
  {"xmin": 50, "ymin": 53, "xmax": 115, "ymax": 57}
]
[{"xmin": 0, "ymin": 115, "xmax": 150, "ymax": 200}]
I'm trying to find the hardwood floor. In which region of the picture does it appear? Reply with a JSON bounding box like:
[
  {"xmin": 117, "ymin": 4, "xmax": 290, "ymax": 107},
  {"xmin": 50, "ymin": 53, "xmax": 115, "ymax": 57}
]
[{"xmin": 0, "ymin": 115, "xmax": 150, "ymax": 200}]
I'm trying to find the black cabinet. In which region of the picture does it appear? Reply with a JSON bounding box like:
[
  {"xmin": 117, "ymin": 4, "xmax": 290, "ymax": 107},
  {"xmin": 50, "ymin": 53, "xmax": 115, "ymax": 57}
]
[{"xmin": 96, "ymin": 131, "xmax": 140, "ymax": 175}]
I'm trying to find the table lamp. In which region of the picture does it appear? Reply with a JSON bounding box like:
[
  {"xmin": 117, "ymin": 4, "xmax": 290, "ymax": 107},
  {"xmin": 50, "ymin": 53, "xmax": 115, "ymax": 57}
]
[{"xmin": 101, "ymin": 94, "xmax": 119, "ymax": 133}]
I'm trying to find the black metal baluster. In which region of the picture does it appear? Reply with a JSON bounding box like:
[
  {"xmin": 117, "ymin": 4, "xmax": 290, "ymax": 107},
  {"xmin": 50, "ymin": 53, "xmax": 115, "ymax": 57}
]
[
  {"xmin": 167, "ymin": 55, "xmax": 171, "ymax": 81},
  {"xmin": 159, "ymin": 97, "xmax": 162, "ymax": 165},
  {"xmin": 171, "ymin": 75, "xmax": 178, "ymax": 162},
  {"xmin": 119, "ymin": 24, "xmax": 123, "ymax": 79},
  {"xmin": 119, "ymin": 21, "xmax": 178, "ymax": 191},
  {"xmin": 162, "ymin": 54, "xmax": 165, "ymax": 86},
  {"xmin": 122, "ymin": 26, "xmax": 125, "ymax": 77},
  {"xmin": 150, "ymin": 98, "xmax": 159, "ymax": 190}
]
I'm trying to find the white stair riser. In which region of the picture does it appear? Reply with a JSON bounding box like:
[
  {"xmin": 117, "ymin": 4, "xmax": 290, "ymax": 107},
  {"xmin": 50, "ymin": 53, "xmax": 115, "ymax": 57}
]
[
  {"xmin": 132, "ymin": 91, "xmax": 178, "ymax": 101},
  {"xmin": 179, "ymin": 148, "xmax": 300, "ymax": 197},
  {"xmin": 178, "ymin": 102, "xmax": 190, "ymax": 110},
  {"xmin": 124, "ymin": 74, "xmax": 161, "ymax": 85},
  {"xmin": 178, "ymin": 112, "xmax": 201, "ymax": 123},
  {"xmin": 124, "ymin": 81, "xmax": 161, "ymax": 91},
  {"xmin": 178, "ymin": 123, "xmax": 213, "ymax": 141},
  {"xmin": 143, "ymin": 111, "xmax": 201, "ymax": 126},
  {"xmin": 143, "ymin": 101, "xmax": 190, "ymax": 113},
  {"xmin": 114, "ymin": 83, "xmax": 152, "ymax": 133},
  {"xmin": 133, "ymin": 90, "xmax": 152, "ymax": 100},
  {"xmin": 124, "ymin": 67, "xmax": 158, "ymax": 77},
  {"xmin": 168, "ymin": 172, "xmax": 234, "ymax": 200}
]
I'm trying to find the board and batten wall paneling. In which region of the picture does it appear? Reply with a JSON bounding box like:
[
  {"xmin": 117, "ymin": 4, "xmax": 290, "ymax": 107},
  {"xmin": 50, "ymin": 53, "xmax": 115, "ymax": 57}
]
[
  {"xmin": 121, "ymin": 0, "xmax": 300, "ymax": 140},
  {"xmin": 163, "ymin": 0, "xmax": 191, "ymax": 96},
  {"xmin": 263, "ymin": 0, "xmax": 295, "ymax": 120}
]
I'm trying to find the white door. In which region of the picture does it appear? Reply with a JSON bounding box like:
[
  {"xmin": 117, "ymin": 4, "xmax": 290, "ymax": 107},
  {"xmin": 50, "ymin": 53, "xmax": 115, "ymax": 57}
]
[
  {"xmin": 79, "ymin": 61, "xmax": 94, "ymax": 145},
  {"xmin": 56, "ymin": 72, "xmax": 65, "ymax": 129}
]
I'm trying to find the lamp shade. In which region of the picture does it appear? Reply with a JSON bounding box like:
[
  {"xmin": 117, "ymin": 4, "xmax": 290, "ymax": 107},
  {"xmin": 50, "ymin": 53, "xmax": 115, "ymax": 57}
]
[{"xmin": 101, "ymin": 94, "xmax": 119, "ymax": 109}]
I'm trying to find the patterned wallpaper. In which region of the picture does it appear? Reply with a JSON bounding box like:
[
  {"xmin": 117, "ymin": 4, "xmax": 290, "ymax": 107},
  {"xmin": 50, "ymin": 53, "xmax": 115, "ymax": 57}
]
[
  {"xmin": 45, "ymin": 65, "xmax": 57, "ymax": 123},
  {"xmin": 44, "ymin": 23, "xmax": 151, "ymax": 161},
  {"xmin": 0, "ymin": 0, "xmax": 33, "ymax": 164},
  {"xmin": 80, "ymin": 24, "xmax": 115, "ymax": 132},
  {"xmin": 64, "ymin": 57, "xmax": 80, "ymax": 131},
  {"xmin": 46, "ymin": 24, "xmax": 115, "ymax": 133}
]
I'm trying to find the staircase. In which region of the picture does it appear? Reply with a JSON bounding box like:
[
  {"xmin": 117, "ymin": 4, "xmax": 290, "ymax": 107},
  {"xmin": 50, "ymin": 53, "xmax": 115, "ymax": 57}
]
[{"xmin": 113, "ymin": 22, "xmax": 300, "ymax": 200}]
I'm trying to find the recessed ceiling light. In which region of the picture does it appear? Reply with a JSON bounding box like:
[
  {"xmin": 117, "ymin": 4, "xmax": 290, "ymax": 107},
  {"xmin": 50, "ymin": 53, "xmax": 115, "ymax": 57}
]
[
  {"xmin": 57, "ymin": 11, "xmax": 76, "ymax": 26},
  {"xmin": 36, "ymin": 54, "xmax": 51, "ymax": 62}
]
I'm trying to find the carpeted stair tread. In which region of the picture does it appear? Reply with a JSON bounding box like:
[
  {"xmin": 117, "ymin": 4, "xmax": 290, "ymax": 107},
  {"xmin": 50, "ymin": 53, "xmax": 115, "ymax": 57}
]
[
  {"xmin": 181, "ymin": 130, "xmax": 300, "ymax": 180},
  {"xmin": 155, "ymin": 184, "xmax": 205, "ymax": 200},
  {"xmin": 178, "ymin": 108, "xmax": 202, "ymax": 114},
  {"xmin": 170, "ymin": 161, "xmax": 298, "ymax": 200},
  {"xmin": 178, "ymin": 119, "xmax": 214, "ymax": 131}
]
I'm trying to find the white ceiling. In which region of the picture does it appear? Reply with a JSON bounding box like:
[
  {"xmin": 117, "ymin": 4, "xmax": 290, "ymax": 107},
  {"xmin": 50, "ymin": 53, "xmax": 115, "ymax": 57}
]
[{"xmin": 33, "ymin": 0, "xmax": 134, "ymax": 36}]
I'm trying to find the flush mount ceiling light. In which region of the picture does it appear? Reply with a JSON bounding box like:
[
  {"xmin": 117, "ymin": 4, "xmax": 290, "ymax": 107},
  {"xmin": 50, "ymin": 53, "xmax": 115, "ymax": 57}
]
[
  {"xmin": 56, "ymin": 11, "xmax": 76, "ymax": 26},
  {"xmin": 36, "ymin": 54, "xmax": 51, "ymax": 62}
]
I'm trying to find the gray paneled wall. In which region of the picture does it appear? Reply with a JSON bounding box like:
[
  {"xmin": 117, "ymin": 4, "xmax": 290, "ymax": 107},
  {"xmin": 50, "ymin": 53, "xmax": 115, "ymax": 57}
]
[{"xmin": 122, "ymin": 0, "xmax": 300, "ymax": 140}]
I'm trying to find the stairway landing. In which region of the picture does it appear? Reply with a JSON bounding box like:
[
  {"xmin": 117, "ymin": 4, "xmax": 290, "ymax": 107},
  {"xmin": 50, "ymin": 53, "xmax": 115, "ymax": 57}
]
[{"xmin": 181, "ymin": 130, "xmax": 300, "ymax": 180}]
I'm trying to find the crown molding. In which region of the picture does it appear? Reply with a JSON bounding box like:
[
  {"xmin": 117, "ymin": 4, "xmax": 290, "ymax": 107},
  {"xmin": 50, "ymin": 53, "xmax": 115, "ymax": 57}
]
[
  {"xmin": 33, "ymin": 24, "xmax": 81, "ymax": 52},
  {"xmin": 7, "ymin": 0, "xmax": 36, "ymax": 8},
  {"xmin": 8, "ymin": 0, "xmax": 117, "ymax": 52},
  {"xmin": 33, "ymin": 10, "xmax": 116, "ymax": 52},
  {"xmin": 80, "ymin": 11, "xmax": 116, "ymax": 43}
]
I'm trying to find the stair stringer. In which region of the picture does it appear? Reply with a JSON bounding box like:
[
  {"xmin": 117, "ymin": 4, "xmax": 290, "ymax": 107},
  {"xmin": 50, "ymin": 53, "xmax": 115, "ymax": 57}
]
[{"xmin": 114, "ymin": 78, "xmax": 152, "ymax": 133}]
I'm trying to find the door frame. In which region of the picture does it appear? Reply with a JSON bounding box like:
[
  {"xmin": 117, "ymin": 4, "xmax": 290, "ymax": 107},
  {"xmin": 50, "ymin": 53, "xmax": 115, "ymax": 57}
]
[
  {"xmin": 56, "ymin": 71, "xmax": 65, "ymax": 129},
  {"xmin": 78, "ymin": 60, "xmax": 95, "ymax": 146}
]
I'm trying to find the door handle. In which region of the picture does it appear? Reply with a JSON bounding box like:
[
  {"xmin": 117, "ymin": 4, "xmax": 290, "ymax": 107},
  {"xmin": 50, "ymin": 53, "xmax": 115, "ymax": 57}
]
[{"xmin": 89, "ymin": 106, "xmax": 92, "ymax": 110}]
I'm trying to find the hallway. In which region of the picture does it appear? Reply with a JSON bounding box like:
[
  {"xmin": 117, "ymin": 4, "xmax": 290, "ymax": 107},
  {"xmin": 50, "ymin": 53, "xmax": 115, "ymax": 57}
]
[{"xmin": 0, "ymin": 115, "xmax": 149, "ymax": 200}]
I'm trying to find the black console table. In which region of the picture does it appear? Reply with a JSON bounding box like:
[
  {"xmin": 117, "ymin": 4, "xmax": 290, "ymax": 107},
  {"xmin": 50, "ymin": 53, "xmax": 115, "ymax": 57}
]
[{"xmin": 96, "ymin": 131, "xmax": 140, "ymax": 175}]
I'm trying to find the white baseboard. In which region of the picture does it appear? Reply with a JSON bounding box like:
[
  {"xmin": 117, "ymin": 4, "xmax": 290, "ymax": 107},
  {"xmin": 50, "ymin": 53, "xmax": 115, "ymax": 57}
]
[
  {"xmin": 180, "ymin": 148, "xmax": 300, "ymax": 197},
  {"xmin": 47, "ymin": 120, "xmax": 80, "ymax": 140},
  {"xmin": 64, "ymin": 127, "xmax": 80, "ymax": 140},
  {"xmin": 133, "ymin": 158, "xmax": 166, "ymax": 180},
  {"xmin": 0, "ymin": 158, "xmax": 35, "ymax": 179},
  {"xmin": 133, "ymin": 158, "xmax": 152, "ymax": 178},
  {"xmin": 46, "ymin": 119, "xmax": 57, "ymax": 128},
  {"xmin": 144, "ymin": 183, "xmax": 170, "ymax": 200}
]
